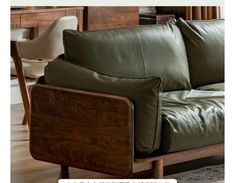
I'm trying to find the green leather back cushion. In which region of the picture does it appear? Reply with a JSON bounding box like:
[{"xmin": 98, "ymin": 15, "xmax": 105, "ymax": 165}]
[
  {"xmin": 63, "ymin": 23, "xmax": 191, "ymax": 92},
  {"xmin": 44, "ymin": 58, "xmax": 162, "ymax": 156},
  {"xmin": 177, "ymin": 18, "xmax": 224, "ymax": 88}
]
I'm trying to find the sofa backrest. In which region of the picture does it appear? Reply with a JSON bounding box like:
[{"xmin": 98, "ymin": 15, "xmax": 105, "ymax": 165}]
[
  {"xmin": 63, "ymin": 23, "xmax": 191, "ymax": 92},
  {"xmin": 177, "ymin": 18, "xmax": 224, "ymax": 88}
]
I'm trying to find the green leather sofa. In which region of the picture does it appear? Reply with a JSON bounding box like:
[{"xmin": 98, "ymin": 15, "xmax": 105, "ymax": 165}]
[{"xmin": 30, "ymin": 18, "xmax": 224, "ymax": 178}]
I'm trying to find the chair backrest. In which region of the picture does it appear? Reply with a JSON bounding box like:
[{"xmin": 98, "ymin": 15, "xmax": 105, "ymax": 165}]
[{"xmin": 16, "ymin": 16, "xmax": 78, "ymax": 60}]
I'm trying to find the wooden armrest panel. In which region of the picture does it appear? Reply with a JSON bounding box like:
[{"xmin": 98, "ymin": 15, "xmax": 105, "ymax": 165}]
[{"xmin": 30, "ymin": 83, "xmax": 134, "ymax": 177}]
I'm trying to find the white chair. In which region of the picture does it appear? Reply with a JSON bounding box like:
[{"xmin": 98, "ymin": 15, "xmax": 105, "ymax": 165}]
[{"xmin": 11, "ymin": 16, "xmax": 78, "ymax": 125}]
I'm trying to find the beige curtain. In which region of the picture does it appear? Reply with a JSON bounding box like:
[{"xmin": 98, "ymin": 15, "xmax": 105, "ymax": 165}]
[{"xmin": 185, "ymin": 6, "xmax": 222, "ymax": 20}]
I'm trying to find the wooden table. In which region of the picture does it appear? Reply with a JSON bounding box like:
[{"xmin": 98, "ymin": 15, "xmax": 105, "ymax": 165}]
[
  {"xmin": 83, "ymin": 7, "xmax": 139, "ymax": 31},
  {"xmin": 11, "ymin": 7, "xmax": 84, "ymax": 39}
]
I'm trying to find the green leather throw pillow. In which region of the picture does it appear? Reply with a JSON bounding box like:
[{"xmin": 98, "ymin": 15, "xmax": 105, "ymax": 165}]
[
  {"xmin": 63, "ymin": 24, "xmax": 191, "ymax": 92},
  {"xmin": 177, "ymin": 18, "xmax": 224, "ymax": 88},
  {"xmin": 44, "ymin": 58, "xmax": 162, "ymax": 156}
]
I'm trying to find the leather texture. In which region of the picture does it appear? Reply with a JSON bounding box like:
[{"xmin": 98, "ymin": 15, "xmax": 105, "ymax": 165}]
[
  {"xmin": 177, "ymin": 18, "xmax": 224, "ymax": 88},
  {"xmin": 160, "ymin": 89, "xmax": 224, "ymax": 153},
  {"xmin": 196, "ymin": 82, "xmax": 224, "ymax": 91},
  {"xmin": 44, "ymin": 58, "xmax": 162, "ymax": 156},
  {"xmin": 43, "ymin": 19, "xmax": 224, "ymax": 156},
  {"xmin": 63, "ymin": 23, "xmax": 191, "ymax": 92}
]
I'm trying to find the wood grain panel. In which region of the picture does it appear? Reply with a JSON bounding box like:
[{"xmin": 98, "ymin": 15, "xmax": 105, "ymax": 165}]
[
  {"xmin": 135, "ymin": 144, "xmax": 224, "ymax": 164},
  {"xmin": 85, "ymin": 7, "xmax": 139, "ymax": 31},
  {"xmin": 11, "ymin": 7, "xmax": 84, "ymax": 32},
  {"xmin": 65, "ymin": 10, "xmax": 77, "ymax": 16},
  {"xmin": 21, "ymin": 13, "xmax": 38, "ymax": 28},
  {"xmin": 11, "ymin": 14, "xmax": 21, "ymax": 28},
  {"xmin": 30, "ymin": 81, "xmax": 134, "ymax": 177},
  {"xmin": 37, "ymin": 11, "xmax": 66, "ymax": 27},
  {"xmin": 11, "ymin": 103, "xmax": 224, "ymax": 181},
  {"xmin": 133, "ymin": 144, "xmax": 224, "ymax": 175}
]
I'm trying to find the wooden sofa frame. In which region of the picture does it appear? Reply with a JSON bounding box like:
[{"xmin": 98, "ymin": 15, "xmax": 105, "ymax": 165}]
[{"xmin": 30, "ymin": 78, "xmax": 224, "ymax": 178}]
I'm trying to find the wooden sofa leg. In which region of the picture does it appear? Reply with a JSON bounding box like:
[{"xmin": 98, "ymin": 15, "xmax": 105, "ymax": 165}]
[
  {"xmin": 152, "ymin": 159, "xmax": 164, "ymax": 178},
  {"xmin": 60, "ymin": 165, "xmax": 69, "ymax": 179}
]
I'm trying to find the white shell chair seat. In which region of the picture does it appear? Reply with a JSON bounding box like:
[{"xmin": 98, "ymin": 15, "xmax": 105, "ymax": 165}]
[{"xmin": 11, "ymin": 16, "xmax": 78, "ymax": 78}]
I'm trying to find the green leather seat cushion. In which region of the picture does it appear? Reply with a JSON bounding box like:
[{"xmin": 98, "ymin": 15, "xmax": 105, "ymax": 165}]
[
  {"xmin": 63, "ymin": 23, "xmax": 191, "ymax": 92},
  {"xmin": 177, "ymin": 18, "xmax": 224, "ymax": 88},
  {"xmin": 44, "ymin": 58, "xmax": 162, "ymax": 156},
  {"xmin": 196, "ymin": 82, "xmax": 224, "ymax": 91},
  {"xmin": 160, "ymin": 90, "xmax": 224, "ymax": 153}
]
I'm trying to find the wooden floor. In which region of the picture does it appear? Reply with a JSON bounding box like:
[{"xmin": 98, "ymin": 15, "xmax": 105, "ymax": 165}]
[{"xmin": 11, "ymin": 80, "xmax": 224, "ymax": 183}]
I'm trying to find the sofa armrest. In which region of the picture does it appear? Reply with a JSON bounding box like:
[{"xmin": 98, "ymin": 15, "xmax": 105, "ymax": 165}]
[{"xmin": 30, "ymin": 78, "xmax": 134, "ymax": 177}]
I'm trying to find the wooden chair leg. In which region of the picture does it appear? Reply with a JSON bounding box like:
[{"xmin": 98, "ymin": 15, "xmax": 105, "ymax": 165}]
[
  {"xmin": 11, "ymin": 41, "xmax": 30, "ymax": 126},
  {"xmin": 152, "ymin": 159, "xmax": 164, "ymax": 178},
  {"xmin": 22, "ymin": 113, "xmax": 27, "ymax": 125},
  {"xmin": 60, "ymin": 165, "xmax": 69, "ymax": 179}
]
